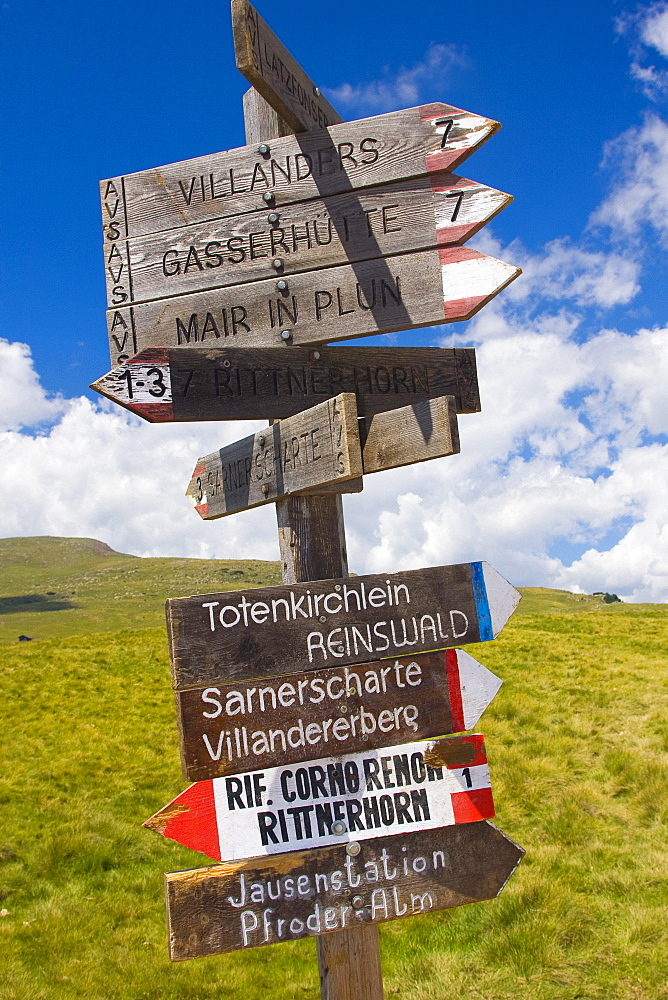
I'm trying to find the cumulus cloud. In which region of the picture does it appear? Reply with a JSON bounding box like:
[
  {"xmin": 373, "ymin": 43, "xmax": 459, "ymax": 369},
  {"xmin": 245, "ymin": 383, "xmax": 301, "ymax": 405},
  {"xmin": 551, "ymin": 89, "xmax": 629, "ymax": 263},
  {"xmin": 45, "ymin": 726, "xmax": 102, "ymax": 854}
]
[
  {"xmin": 326, "ymin": 43, "xmax": 469, "ymax": 114},
  {"xmin": 0, "ymin": 338, "xmax": 66, "ymax": 431},
  {"xmin": 592, "ymin": 114, "xmax": 668, "ymax": 243},
  {"xmin": 617, "ymin": 1, "xmax": 668, "ymax": 98}
]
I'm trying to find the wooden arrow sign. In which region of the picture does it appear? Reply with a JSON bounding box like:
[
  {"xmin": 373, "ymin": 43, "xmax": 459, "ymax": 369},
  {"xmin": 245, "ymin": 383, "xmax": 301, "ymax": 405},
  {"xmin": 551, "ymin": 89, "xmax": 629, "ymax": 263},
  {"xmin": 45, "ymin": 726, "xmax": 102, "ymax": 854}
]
[
  {"xmin": 165, "ymin": 561, "xmax": 521, "ymax": 690},
  {"xmin": 91, "ymin": 346, "xmax": 479, "ymax": 422},
  {"xmin": 185, "ymin": 393, "xmax": 363, "ymax": 518},
  {"xmin": 164, "ymin": 822, "xmax": 524, "ymax": 959},
  {"xmin": 176, "ymin": 648, "xmax": 502, "ymax": 781},
  {"xmin": 104, "ymin": 172, "xmax": 512, "ymax": 308},
  {"xmin": 186, "ymin": 395, "xmax": 459, "ymax": 519},
  {"xmin": 100, "ymin": 103, "xmax": 500, "ymax": 249},
  {"xmin": 105, "ymin": 247, "xmax": 519, "ymax": 366},
  {"xmin": 232, "ymin": 0, "xmax": 343, "ymax": 133},
  {"xmin": 144, "ymin": 734, "xmax": 494, "ymax": 862}
]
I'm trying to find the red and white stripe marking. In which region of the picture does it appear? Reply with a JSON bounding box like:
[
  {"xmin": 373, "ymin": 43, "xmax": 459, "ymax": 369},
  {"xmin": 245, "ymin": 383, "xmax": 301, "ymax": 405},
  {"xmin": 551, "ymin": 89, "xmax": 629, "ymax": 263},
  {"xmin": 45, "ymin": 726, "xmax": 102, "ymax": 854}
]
[
  {"xmin": 420, "ymin": 103, "xmax": 500, "ymax": 174},
  {"xmin": 145, "ymin": 734, "xmax": 495, "ymax": 863},
  {"xmin": 440, "ymin": 246, "xmax": 521, "ymax": 320}
]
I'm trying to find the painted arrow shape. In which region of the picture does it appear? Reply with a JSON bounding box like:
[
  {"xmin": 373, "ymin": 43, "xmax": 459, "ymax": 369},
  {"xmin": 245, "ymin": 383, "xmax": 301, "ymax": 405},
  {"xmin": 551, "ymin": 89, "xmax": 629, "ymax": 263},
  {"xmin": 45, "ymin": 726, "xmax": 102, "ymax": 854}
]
[
  {"xmin": 176, "ymin": 648, "xmax": 502, "ymax": 782},
  {"xmin": 164, "ymin": 822, "xmax": 524, "ymax": 959},
  {"xmin": 105, "ymin": 172, "xmax": 513, "ymax": 309},
  {"xmin": 144, "ymin": 734, "xmax": 494, "ymax": 863},
  {"xmin": 165, "ymin": 561, "xmax": 521, "ymax": 690},
  {"xmin": 90, "ymin": 345, "xmax": 480, "ymax": 422},
  {"xmin": 102, "ymin": 245, "xmax": 519, "ymax": 367}
]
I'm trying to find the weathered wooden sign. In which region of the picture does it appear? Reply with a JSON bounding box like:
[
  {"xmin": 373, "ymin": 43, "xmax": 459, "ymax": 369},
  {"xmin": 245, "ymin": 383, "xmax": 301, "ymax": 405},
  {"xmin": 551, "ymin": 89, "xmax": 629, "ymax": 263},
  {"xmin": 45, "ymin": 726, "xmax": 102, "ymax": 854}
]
[
  {"xmin": 164, "ymin": 821, "xmax": 524, "ymax": 959},
  {"xmin": 176, "ymin": 648, "xmax": 502, "ymax": 781},
  {"xmin": 91, "ymin": 345, "xmax": 480, "ymax": 421},
  {"xmin": 144, "ymin": 734, "xmax": 493, "ymax": 861},
  {"xmin": 232, "ymin": 0, "xmax": 342, "ymax": 132},
  {"xmin": 103, "ymin": 172, "xmax": 512, "ymax": 308},
  {"xmin": 187, "ymin": 395, "xmax": 459, "ymax": 519},
  {"xmin": 185, "ymin": 393, "xmax": 362, "ymax": 518},
  {"xmin": 100, "ymin": 103, "xmax": 500, "ymax": 248},
  {"xmin": 165, "ymin": 561, "xmax": 521, "ymax": 690},
  {"xmin": 104, "ymin": 246, "xmax": 520, "ymax": 366}
]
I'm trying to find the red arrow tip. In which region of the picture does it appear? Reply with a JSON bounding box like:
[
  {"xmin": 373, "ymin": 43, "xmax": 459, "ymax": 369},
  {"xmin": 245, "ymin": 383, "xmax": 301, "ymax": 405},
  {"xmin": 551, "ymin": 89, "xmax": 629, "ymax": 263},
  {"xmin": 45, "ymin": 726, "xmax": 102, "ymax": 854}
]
[{"xmin": 144, "ymin": 780, "xmax": 221, "ymax": 860}]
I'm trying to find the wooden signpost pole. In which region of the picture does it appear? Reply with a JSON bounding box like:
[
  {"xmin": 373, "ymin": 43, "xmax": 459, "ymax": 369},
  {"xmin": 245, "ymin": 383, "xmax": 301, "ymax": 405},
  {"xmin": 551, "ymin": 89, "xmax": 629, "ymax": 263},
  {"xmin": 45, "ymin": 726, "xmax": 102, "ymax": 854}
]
[{"xmin": 243, "ymin": 87, "xmax": 385, "ymax": 1000}]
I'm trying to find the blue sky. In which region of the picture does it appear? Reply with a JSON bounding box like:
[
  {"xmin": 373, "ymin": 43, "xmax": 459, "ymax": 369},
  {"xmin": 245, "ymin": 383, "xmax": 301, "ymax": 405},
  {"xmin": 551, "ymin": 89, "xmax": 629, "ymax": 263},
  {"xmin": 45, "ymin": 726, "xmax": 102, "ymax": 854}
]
[{"xmin": 1, "ymin": 0, "xmax": 667, "ymax": 601}]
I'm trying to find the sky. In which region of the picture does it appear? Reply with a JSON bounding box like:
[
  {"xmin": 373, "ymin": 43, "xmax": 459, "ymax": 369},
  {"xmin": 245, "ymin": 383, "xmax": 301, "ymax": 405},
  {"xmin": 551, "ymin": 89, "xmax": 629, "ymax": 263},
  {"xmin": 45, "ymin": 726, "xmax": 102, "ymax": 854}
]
[{"xmin": 1, "ymin": 0, "xmax": 667, "ymax": 602}]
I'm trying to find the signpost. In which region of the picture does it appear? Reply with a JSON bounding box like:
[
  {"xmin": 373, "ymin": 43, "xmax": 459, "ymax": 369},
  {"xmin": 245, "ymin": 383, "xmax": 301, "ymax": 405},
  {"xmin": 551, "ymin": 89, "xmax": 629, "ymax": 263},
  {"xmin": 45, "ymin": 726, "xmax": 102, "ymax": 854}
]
[
  {"xmin": 174, "ymin": 648, "xmax": 502, "ymax": 781},
  {"xmin": 165, "ymin": 561, "xmax": 521, "ymax": 689},
  {"xmin": 144, "ymin": 734, "xmax": 494, "ymax": 861},
  {"xmin": 91, "ymin": 345, "xmax": 480, "ymax": 422},
  {"xmin": 103, "ymin": 246, "xmax": 519, "ymax": 365},
  {"xmin": 186, "ymin": 394, "xmax": 460, "ymax": 518},
  {"xmin": 94, "ymin": 1, "xmax": 526, "ymax": 992}
]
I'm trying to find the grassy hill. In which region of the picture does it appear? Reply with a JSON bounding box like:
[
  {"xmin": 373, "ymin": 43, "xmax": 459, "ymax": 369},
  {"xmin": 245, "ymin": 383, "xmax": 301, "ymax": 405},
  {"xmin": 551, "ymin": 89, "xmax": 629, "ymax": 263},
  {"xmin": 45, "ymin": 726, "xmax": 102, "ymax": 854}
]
[
  {"xmin": 1, "ymin": 537, "xmax": 667, "ymax": 999},
  {"xmin": 0, "ymin": 536, "xmax": 655, "ymax": 643}
]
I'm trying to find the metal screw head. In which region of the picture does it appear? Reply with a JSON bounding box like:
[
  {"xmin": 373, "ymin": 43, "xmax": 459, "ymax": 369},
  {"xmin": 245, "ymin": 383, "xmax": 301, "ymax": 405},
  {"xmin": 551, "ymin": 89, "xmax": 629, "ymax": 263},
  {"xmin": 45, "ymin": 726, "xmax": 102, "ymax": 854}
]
[
  {"xmin": 267, "ymin": 212, "xmax": 279, "ymax": 224},
  {"xmin": 313, "ymin": 85, "xmax": 321, "ymax": 96},
  {"xmin": 351, "ymin": 895, "xmax": 364, "ymax": 909},
  {"xmin": 276, "ymin": 279, "xmax": 288, "ymax": 292},
  {"xmin": 257, "ymin": 435, "xmax": 265, "ymax": 447},
  {"xmin": 334, "ymin": 584, "xmax": 342, "ymax": 592},
  {"xmin": 339, "ymin": 703, "xmax": 347, "ymax": 713},
  {"xmin": 311, "ymin": 350, "xmax": 321, "ymax": 361},
  {"xmin": 280, "ymin": 330, "xmax": 291, "ymax": 341},
  {"xmin": 222, "ymin": 359, "xmax": 231, "ymax": 368},
  {"xmin": 331, "ymin": 821, "xmax": 346, "ymax": 835},
  {"xmin": 336, "ymin": 645, "xmax": 345, "ymax": 655},
  {"xmin": 261, "ymin": 484, "xmax": 269, "ymax": 496},
  {"xmin": 258, "ymin": 144, "xmax": 270, "ymax": 156},
  {"xmin": 346, "ymin": 842, "xmax": 361, "ymax": 857},
  {"xmin": 319, "ymin": 614, "xmax": 326, "ymax": 623},
  {"xmin": 272, "ymin": 258, "xmax": 284, "ymax": 270},
  {"xmin": 263, "ymin": 191, "xmax": 275, "ymax": 204}
]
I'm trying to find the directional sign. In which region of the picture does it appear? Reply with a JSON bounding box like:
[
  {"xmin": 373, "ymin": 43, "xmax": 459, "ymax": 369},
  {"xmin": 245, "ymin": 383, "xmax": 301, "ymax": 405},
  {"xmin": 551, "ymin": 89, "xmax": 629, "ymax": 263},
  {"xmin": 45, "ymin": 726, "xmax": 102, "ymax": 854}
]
[
  {"xmin": 164, "ymin": 822, "xmax": 524, "ymax": 959},
  {"xmin": 185, "ymin": 393, "xmax": 363, "ymax": 518},
  {"xmin": 232, "ymin": 0, "xmax": 343, "ymax": 132},
  {"xmin": 186, "ymin": 395, "xmax": 459, "ymax": 519},
  {"xmin": 103, "ymin": 172, "xmax": 512, "ymax": 308},
  {"xmin": 90, "ymin": 346, "xmax": 480, "ymax": 422},
  {"xmin": 100, "ymin": 103, "xmax": 500, "ymax": 249},
  {"xmin": 105, "ymin": 247, "xmax": 520, "ymax": 366},
  {"xmin": 165, "ymin": 561, "xmax": 521, "ymax": 690},
  {"xmin": 176, "ymin": 649, "xmax": 502, "ymax": 781},
  {"xmin": 144, "ymin": 734, "xmax": 494, "ymax": 862}
]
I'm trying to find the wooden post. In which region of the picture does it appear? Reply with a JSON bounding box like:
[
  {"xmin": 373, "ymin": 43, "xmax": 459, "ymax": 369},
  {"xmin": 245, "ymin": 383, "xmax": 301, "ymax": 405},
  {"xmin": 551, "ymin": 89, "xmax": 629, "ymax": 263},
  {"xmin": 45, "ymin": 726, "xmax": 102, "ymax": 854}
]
[{"xmin": 243, "ymin": 87, "xmax": 385, "ymax": 1000}]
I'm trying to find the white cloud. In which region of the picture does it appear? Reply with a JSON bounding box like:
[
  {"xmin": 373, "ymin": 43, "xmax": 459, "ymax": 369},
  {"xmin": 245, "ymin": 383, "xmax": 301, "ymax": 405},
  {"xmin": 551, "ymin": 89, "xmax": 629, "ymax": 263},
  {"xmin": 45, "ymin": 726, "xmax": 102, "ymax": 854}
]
[
  {"xmin": 641, "ymin": 2, "xmax": 668, "ymax": 55},
  {"xmin": 617, "ymin": 1, "xmax": 668, "ymax": 98},
  {"xmin": 0, "ymin": 338, "xmax": 66, "ymax": 431},
  {"xmin": 327, "ymin": 43, "xmax": 469, "ymax": 114},
  {"xmin": 592, "ymin": 114, "xmax": 668, "ymax": 242}
]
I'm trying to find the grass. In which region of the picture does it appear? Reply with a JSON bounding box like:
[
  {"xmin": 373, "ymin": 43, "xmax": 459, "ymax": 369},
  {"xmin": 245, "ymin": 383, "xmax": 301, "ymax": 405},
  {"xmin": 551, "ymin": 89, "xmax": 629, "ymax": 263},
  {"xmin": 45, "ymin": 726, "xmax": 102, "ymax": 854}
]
[{"xmin": 1, "ymin": 538, "xmax": 667, "ymax": 998}]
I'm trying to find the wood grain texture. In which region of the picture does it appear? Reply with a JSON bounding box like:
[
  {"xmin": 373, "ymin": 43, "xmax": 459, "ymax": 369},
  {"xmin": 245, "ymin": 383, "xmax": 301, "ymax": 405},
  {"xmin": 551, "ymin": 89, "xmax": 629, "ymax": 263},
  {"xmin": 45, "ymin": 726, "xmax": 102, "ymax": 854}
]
[
  {"xmin": 99, "ymin": 104, "xmax": 500, "ymax": 244},
  {"xmin": 104, "ymin": 247, "xmax": 519, "ymax": 366},
  {"xmin": 104, "ymin": 172, "xmax": 512, "ymax": 308},
  {"xmin": 360, "ymin": 396, "xmax": 459, "ymax": 473},
  {"xmin": 164, "ymin": 821, "xmax": 524, "ymax": 959},
  {"xmin": 185, "ymin": 394, "xmax": 363, "ymax": 519},
  {"xmin": 175, "ymin": 648, "xmax": 501, "ymax": 781},
  {"xmin": 164, "ymin": 561, "xmax": 521, "ymax": 691},
  {"xmin": 232, "ymin": 0, "xmax": 342, "ymax": 132},
  {"xmin": 91, "ymin": 346, "xmax": 480, "ymax": 422}
]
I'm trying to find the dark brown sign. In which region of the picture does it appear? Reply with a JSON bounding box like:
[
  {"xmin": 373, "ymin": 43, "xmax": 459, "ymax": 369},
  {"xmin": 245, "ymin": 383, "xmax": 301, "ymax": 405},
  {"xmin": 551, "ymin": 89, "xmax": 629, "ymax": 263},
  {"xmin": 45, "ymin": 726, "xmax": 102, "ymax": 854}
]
[
  {"xmin": 232, "ymin": 0, "xmax": 343, "ymax": 132},
  {"xmin": 164, "ymin": 822, "xmax": 524, "ymax": 959},
  {"xmin": 103, "ymin": 172, "xmax": 511, "ymax": 308},
  {"xmin": 165, "ymin": 561, "xmax": 520, "ymax": 690},
  {"xmin": 176, "ymin": 648, "xmax": 502, "ymax": 781},
  {"xmin": 91, "ymin": 345, "xmax": 479, "ymax": 422},
  {"xmin": 103, "ymin": 246, "xmax": 519, "ymax": 366}
]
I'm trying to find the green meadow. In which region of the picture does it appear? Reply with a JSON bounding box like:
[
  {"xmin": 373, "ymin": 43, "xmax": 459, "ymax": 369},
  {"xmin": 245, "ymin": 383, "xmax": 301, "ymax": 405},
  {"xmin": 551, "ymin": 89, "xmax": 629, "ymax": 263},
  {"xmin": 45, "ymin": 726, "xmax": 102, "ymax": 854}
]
[{"xmin": 1, "ymin": 537, "xmax": 667, "ymax": 999}]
